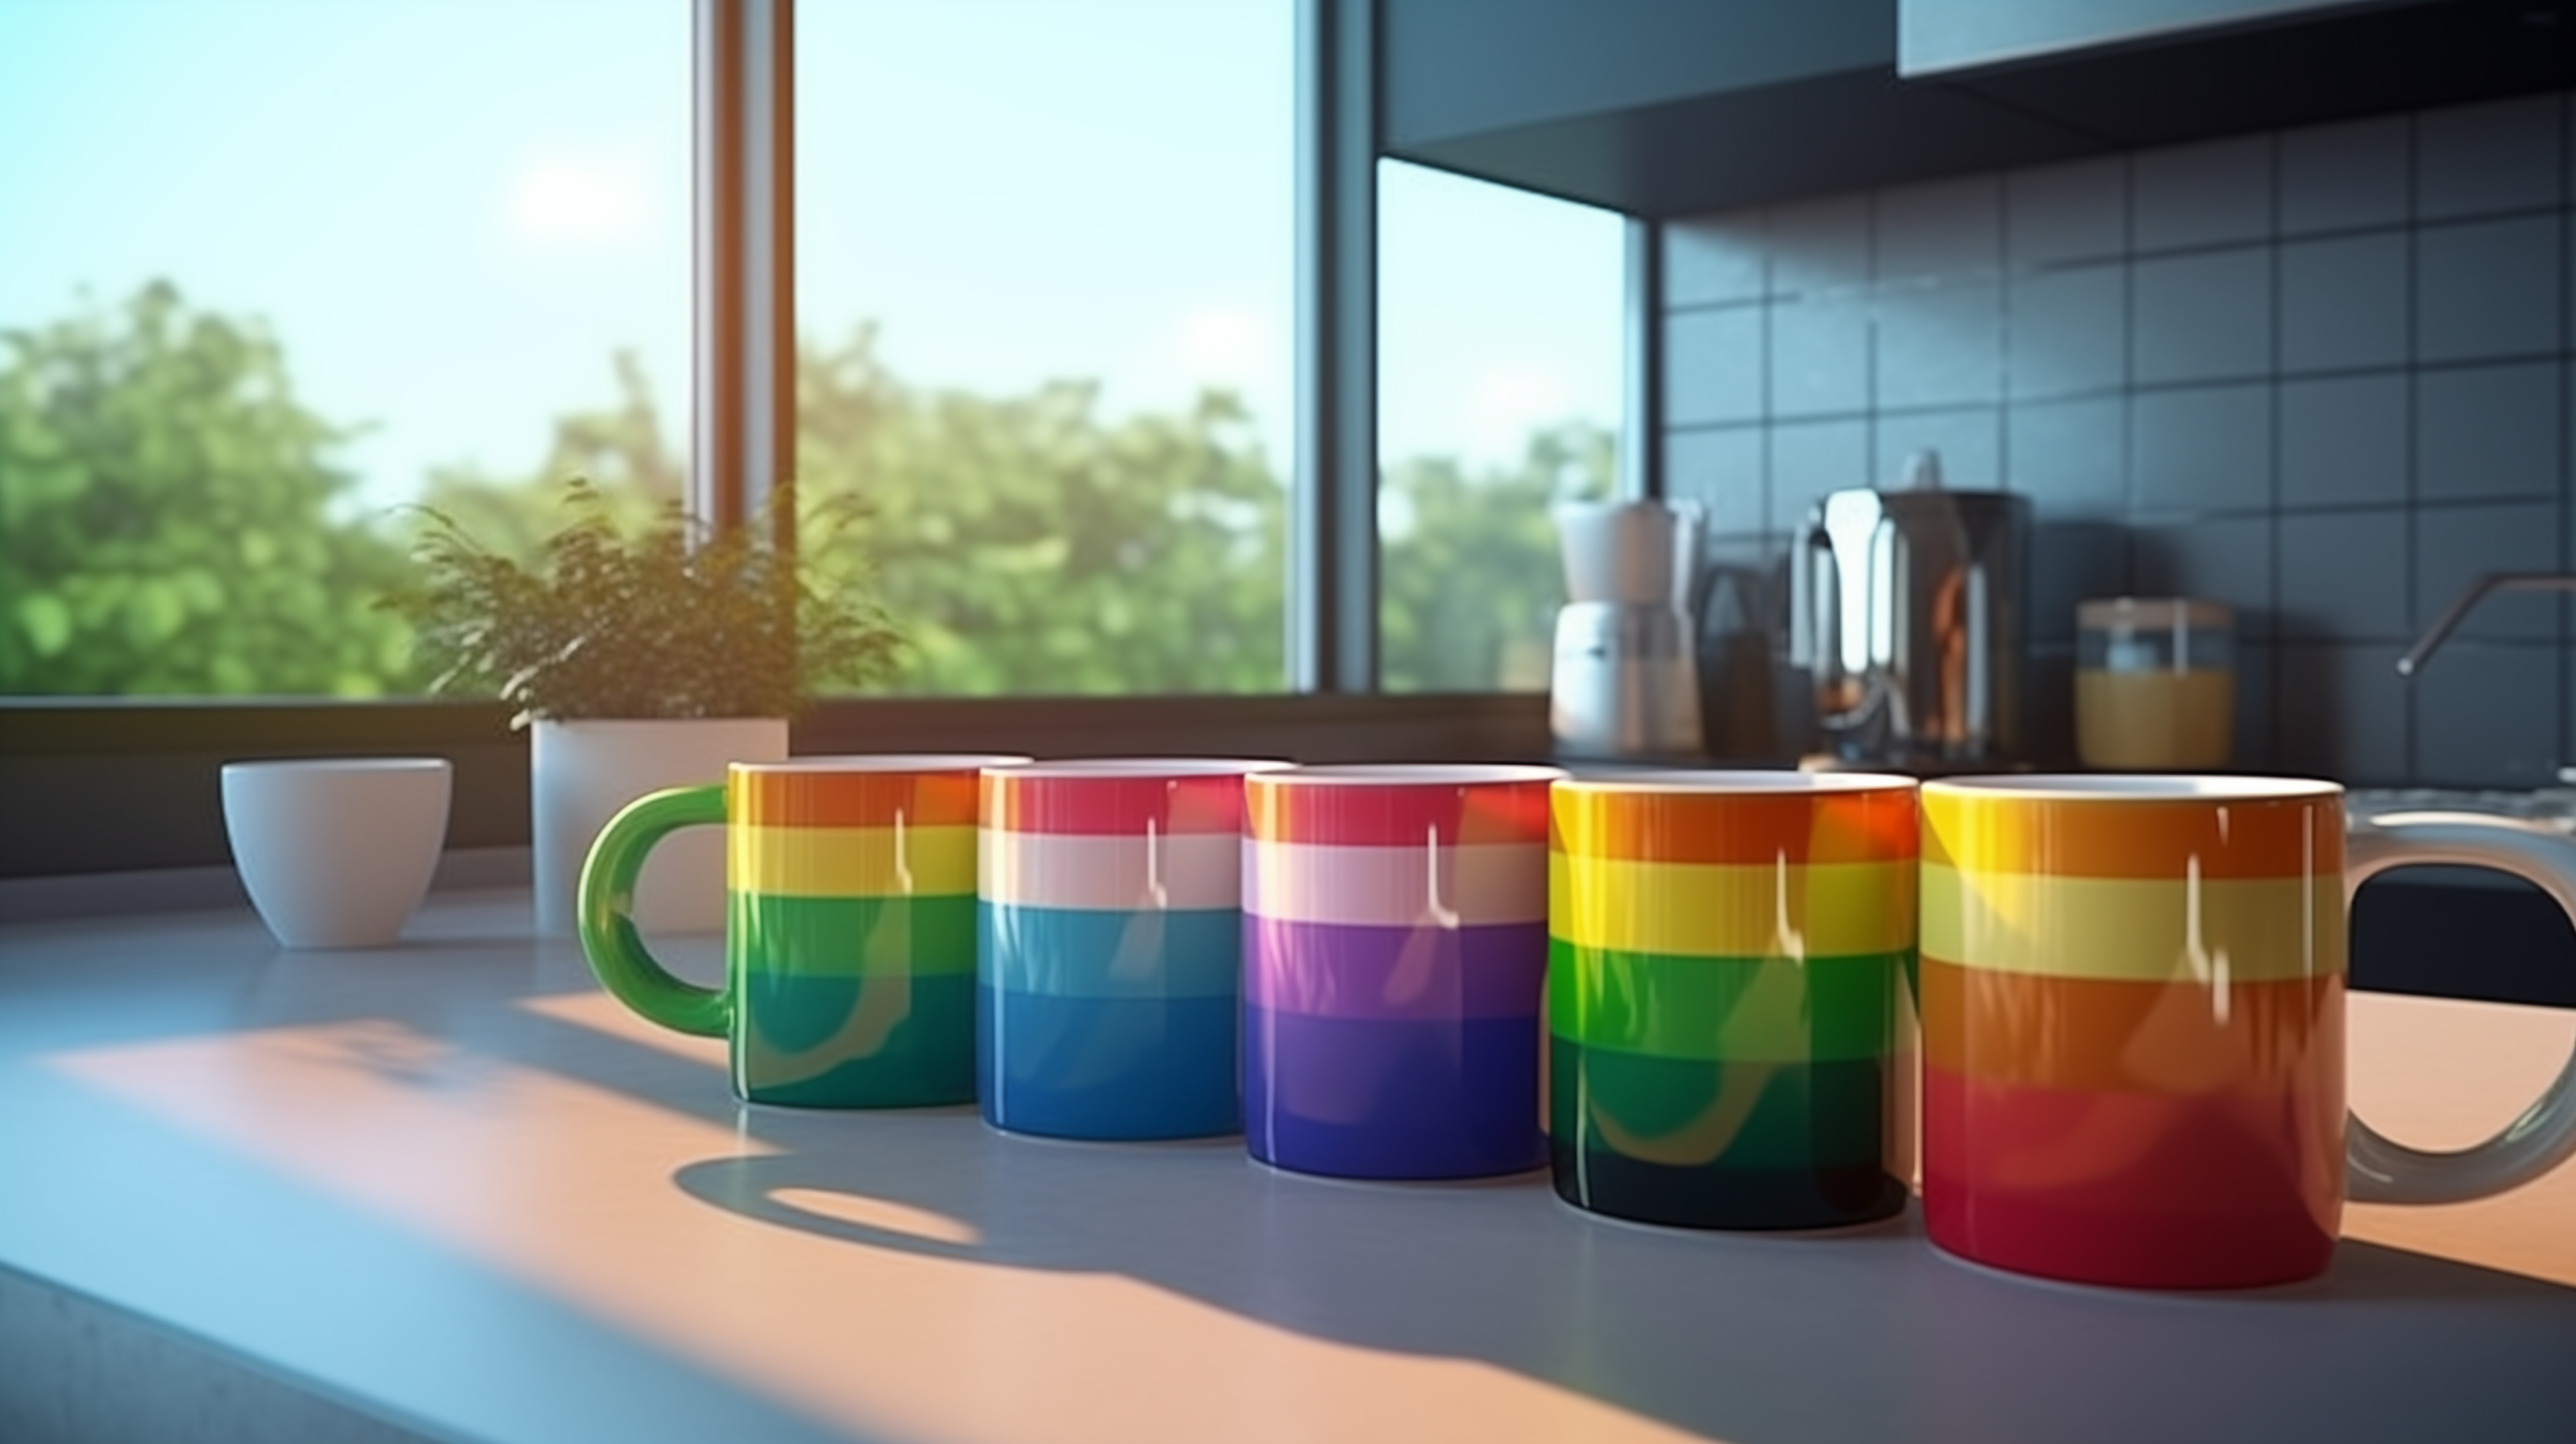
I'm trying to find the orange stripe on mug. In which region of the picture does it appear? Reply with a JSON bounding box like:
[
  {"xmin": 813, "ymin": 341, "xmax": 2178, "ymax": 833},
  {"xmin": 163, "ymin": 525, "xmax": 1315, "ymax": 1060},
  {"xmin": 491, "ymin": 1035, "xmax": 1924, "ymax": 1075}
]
[
  {"xmin": 1550, "ymin": 774, "xmax": 1917, "ymax": 866},
  {"xmin": 734, "ymin": 760, "xmax": 1000, "ymax": 830},
  {"xmin": 1922, "ymin": 778, "xmax": 2343, "ymax": 880},
  {"xmin": 1919, "ymin": 955, "xmax": 2344, "ymax": 1094}
]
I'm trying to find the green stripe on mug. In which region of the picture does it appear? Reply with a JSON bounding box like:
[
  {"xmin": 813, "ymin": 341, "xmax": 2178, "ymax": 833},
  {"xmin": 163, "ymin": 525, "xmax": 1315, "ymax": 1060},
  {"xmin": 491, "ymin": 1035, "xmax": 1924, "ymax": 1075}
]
[
  {"xmin": 738, "ymin": 971, "xmax": 975, "ymax": 1108},
  {"xmin": 1547, "ymin": 937, "xmax": 1907, "ymax": 1063}
]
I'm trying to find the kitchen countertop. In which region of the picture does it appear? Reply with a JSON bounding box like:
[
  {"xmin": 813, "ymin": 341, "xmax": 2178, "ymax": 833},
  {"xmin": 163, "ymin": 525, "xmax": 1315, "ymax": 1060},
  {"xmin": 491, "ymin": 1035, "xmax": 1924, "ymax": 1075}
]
[{"xmin": 1, "ymin": 892, "xmax": 2571, "ymax": 1444}]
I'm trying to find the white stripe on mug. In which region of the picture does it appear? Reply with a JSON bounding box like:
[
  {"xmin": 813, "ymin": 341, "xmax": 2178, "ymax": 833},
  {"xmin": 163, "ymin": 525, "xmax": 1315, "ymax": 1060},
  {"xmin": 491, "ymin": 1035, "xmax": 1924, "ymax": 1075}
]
[
  {"xmin": 979, "ymin": 828, "xmax": 1245, "ymax": 912},
  {"xmin": 1241, "ymin": 840, "xmax": 1548, "ymax": 927}
]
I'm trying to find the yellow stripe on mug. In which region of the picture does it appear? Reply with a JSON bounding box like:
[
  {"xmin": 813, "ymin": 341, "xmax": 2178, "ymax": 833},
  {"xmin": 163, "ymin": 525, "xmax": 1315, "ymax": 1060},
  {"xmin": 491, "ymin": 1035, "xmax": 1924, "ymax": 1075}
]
[
  {"xmin": 1919, "ymin": 860, "xmax": 2345, "ymax": 984},
  {"xmin": 1547, "ymin": 854, "xmax": 1915, "ymax": 959},
  {"xmin": 729, "ymin": 823, "xmax": 978, "ymax": 898}
]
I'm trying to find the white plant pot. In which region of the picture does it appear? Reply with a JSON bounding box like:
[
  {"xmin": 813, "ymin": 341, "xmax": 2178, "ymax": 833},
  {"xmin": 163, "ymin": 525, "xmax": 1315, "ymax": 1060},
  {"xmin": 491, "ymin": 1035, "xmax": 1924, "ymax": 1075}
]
[{"xmin": 530, "ymin": 717, "xmax": 789, "ymax": 937}]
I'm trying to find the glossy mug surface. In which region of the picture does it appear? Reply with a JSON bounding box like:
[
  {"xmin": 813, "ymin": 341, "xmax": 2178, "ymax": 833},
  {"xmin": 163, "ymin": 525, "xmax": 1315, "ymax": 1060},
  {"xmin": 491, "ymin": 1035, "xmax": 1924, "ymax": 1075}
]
[
  {"xmin": 1920, "ymin": 776, "xmax": 2576, "ymax": 1289},
  {"xmin": 1243, "ymin": 763, "xmax": 1564, "ymax": 1180},
  {"xmin": 977, "ymin": 758, "xmax": 1288, "ymax": 1140},
  {"xmin": 1550, "ymin": 770, "xmax": 1918, "ymax": 1229},
  {"xmin": 579, "ymin": 754, "xmax": 1028, "ymax": 1107}
]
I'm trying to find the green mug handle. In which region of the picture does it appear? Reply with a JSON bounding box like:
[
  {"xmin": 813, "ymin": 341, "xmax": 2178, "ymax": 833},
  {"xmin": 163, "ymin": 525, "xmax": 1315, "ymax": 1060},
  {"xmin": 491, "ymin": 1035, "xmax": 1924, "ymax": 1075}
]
[{"xmin": 578, "ymin": 784, "xmax": 731, "ymax": 1037}]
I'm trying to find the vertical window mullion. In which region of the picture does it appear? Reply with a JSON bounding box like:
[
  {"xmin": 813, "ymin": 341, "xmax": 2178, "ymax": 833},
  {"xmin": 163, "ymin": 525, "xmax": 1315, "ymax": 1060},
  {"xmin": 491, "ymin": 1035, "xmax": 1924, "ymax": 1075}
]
[
  {"xmin": 1624, "ymin": 217, "xmax": 1664, "ymax": 502},
  {"xmin": 695, "ymin": 0, "xmax": 794, "ymax": 543},
  {"xmin": 1292, "ymin": 0, "xmax": 1379, "ymax": 693}
]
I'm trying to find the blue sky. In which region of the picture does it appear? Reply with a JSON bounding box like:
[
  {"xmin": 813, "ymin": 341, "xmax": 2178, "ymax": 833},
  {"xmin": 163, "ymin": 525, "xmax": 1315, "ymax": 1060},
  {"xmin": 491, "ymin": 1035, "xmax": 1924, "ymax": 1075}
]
[{"xmin": 1, "ymin": 0, "xmax": 1623, "ymax": 511}]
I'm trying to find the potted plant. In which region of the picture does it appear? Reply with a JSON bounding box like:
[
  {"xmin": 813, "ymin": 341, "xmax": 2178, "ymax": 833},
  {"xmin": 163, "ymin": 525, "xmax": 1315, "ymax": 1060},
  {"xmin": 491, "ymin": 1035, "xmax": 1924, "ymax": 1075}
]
[{"xmin": 383, "ymin": 477, "xmax": 900, "ymax": 935}]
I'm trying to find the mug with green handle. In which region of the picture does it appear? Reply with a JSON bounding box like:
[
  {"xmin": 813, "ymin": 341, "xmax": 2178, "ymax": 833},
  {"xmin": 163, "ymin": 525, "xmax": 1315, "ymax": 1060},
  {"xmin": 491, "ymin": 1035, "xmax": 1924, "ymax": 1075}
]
[{"xmin": 580, "ymin": 754, "xmax": 1028, "ymax": 1107}]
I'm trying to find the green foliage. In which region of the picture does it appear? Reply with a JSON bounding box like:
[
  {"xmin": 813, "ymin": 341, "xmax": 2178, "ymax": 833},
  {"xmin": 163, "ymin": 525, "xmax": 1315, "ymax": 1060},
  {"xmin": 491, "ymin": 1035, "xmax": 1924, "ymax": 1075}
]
[
  {"xmin": 798, "ymin": 325, "xmax": 1285, "ymax": 695},
  {"xmin": 1, "ymin": 285, "xmax": 1611, "ymax": 703},
  {"xmin": 1379, "ymin": 421, "xmax": 1613, "ymax": 692},
  {"xmin": 380, "ymin": 476, "xmax": 900, "ymax": 725},
  {"xmin": 0, "ymin": 282, "xmax": 417, "ymax": 695}
]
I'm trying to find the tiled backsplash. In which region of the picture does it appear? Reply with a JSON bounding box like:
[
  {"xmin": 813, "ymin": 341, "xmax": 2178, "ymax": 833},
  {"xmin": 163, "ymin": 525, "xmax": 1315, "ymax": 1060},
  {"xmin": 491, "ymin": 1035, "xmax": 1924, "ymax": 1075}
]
[{"xmin": 1663, "ymin": 91, "xmax": 2573, "ymax": 788}]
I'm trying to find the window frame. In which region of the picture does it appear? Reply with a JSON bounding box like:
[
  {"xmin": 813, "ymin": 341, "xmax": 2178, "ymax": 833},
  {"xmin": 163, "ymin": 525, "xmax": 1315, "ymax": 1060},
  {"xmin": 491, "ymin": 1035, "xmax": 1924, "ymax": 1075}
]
[{"xmin": 0, "ymin": 0, "xmax": 1567, "ymax": 891}]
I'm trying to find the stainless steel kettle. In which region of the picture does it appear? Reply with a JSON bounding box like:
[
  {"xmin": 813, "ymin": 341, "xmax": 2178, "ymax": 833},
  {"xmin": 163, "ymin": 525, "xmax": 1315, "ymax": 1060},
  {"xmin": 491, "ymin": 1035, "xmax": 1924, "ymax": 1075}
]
[{"xmin": 1788, "ymin": 452, "xmax": 2028, "ymax": 767}]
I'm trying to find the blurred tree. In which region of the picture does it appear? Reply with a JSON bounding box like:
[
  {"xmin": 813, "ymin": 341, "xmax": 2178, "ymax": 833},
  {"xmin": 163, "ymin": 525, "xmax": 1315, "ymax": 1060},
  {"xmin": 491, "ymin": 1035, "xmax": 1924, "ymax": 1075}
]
[
  {"xmin": 0, "ymin": 282, "xmax": 417, "ymax": 695},
  {"xmin": 415, "ymin": 349, "xmax": 684, "ymax": 570},
  {"xmin": 798, "ymin": 325, "xmax": 1285, "ymax": 694},
  {"xmin": 3, "ymin": 289, "xmax": 1610, "ymax": 702},
  {"xmin": 413, "ymin": 325, "xmax": 1289, "ymax": 696},
  {"xmin": 1379, "ymin": 420, "xmax": 1613, "ymax": 692}
]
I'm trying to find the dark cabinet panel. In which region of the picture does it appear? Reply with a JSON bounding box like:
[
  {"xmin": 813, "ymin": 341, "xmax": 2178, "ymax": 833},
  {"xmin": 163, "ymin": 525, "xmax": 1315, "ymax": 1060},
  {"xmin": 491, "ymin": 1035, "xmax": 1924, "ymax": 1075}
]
[
  {"xmin": 1941, "ymin": 0, "xmax": 2576, "ymax": 148},
  {"xmin": 1398, "ymin": 69, "xmax": 2094, "ymax": 219},
  {"xmin": 1382, "ymin": 0, "xmax": 2090, "ymax": 215},
  {"xmin": 1384, "ymin": 0, "xmax": 1893, "ymax": 147},
  {"xmin": 1380, "ymin": 0, "xmax": 2576, "ymax": 217}
]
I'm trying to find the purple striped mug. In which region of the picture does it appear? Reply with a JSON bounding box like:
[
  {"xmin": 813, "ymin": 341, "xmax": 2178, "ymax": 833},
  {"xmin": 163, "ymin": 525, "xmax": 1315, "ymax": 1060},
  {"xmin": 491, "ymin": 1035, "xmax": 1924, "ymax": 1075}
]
[{"xmin": 1241, "ymin": 764, "xmax": 1565, "ymax": 1179}]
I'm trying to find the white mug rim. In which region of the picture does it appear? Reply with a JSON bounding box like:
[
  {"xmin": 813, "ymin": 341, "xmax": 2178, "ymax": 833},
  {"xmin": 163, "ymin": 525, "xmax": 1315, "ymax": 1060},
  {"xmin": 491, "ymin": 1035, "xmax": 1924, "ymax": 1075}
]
[
  {"xmin": 983, "ymin": 758, "xmax": 1294, "ymax": 779},
  {"xmin": 729, "ymin": 754, "xmax": 1032, "ymax": 774},
  {"xmin": 1248, "ymin": 763, "xmax": 1568, "ymax": 787},
  {"xmin": 1924, "ymin": 773, "xmax": 2342, "ymax": 802},
  {"xmin": 221, "ymin": 757, "xmax": 452, "ymax": 777},
  {"xmin": 1557, "ymin": 768, "xmax": 1915, "ymax": 794}
]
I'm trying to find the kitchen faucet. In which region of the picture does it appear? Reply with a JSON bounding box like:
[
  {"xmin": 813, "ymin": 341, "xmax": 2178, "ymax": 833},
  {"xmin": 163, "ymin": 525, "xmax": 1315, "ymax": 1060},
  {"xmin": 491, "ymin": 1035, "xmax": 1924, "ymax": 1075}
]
[
  {"xmin": 2396, "ymin": 572, "xmax": 2576, "ymax": 786},
  {"xmin": 2394, "ymin": 572, "xmax": 2576, "ymax": 677}
]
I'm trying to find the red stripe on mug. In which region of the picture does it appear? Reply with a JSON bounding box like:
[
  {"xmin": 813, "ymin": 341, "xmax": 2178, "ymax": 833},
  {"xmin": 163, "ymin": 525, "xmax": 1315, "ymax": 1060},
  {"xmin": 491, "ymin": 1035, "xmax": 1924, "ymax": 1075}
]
[
  {"xmin": 1923, "ymin": 1062, "xmax": 2340, "ymax": 1289},
  {"xmin": 1245, "ymin": 765, "xmax": 1562, "ymax": 847},
  {"xmin": 981, "ymin": 760, "xmax": 1288, "ymax": 837}
]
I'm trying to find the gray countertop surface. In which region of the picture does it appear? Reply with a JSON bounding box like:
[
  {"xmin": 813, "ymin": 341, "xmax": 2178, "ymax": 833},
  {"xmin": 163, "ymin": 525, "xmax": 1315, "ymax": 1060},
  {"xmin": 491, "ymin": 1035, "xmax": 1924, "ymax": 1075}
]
[{"xmin": 2, "ymin": 892, "xmax": 2571, "ymax": 1444}]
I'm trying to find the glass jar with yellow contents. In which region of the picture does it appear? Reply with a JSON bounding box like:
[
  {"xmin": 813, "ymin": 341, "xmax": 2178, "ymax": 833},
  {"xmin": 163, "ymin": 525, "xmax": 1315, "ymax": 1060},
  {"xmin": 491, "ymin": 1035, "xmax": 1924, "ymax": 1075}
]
[{"xmin": 2075, "ymin": 597, "xmax": 2235, "ymax": 768}]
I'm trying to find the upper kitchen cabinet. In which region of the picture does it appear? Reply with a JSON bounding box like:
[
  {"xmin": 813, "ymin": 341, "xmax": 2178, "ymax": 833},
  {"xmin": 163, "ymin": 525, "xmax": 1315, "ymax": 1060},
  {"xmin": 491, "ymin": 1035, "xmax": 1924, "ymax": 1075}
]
[
  {"xmin": 1380, "ymin": 0, "xmax": 2094, "ymax": 217},
  {"xmin": 1909, "ymin": 0, "xmax": 2576, "ymax": 146},
  {"xmin": 1379, "ymin": 0, "xmax": 2576, "ymax": 218}
]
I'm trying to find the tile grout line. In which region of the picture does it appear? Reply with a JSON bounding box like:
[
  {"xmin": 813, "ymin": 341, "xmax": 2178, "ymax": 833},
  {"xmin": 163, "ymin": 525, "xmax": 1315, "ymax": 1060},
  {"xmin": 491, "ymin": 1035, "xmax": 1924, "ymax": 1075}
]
[
  {"xmin": 2266, "ymin": 127, "xmax": 2285, "ymax": 770},
  {"xmin": 2404, "ymin": 106, "xmax": 2422, "ymax": 781}
]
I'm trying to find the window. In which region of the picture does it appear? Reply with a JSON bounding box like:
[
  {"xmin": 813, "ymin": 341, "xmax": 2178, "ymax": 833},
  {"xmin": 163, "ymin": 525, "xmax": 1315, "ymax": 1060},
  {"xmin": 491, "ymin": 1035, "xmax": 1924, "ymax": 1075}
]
[
  {"xmin": 795, "ymin": 0, "xmax": 1295, "ymax": 696},
  {"xmin": 0, "ymin": 0, "xmax": 1571, "ymax": 889},
  {"xmin": 0, "ymin": 0, "xmax": 693, "ymax": 698},
  {"xmin": 1375, "ymin": 160, "xmax": 1624, "ymax": 694}
]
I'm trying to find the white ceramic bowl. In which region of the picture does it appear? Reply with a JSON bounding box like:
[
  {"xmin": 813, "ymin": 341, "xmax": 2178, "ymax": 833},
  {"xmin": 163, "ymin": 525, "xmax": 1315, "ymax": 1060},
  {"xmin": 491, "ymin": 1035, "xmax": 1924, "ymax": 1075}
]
[{"xmin": 221, "ymin": 758, "xmax": 452, "ymax": 948}]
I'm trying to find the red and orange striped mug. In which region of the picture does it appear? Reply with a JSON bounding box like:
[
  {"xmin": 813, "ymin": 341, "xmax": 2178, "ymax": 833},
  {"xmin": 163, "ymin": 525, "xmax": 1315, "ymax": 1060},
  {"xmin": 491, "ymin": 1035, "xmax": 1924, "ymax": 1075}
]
[{"xmin": 1919, "ymin": 776, "xmax": 2576, "ymax": 1289}]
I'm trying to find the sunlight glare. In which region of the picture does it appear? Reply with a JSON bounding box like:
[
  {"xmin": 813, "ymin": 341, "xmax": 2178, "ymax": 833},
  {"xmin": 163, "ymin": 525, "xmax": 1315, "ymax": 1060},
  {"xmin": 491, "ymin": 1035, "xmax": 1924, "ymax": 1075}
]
[{"xmin": 511, "ymin": 147, "xmax": 655, "ymax": 250}]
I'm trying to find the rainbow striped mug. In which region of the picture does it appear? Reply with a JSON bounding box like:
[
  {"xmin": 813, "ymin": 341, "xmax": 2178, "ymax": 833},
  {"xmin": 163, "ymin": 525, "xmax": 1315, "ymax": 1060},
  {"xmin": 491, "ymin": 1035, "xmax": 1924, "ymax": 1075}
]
[
  {"xmin": 1921, "ymin": 775, "xmax": 2576, "ymax": 1288},
  {"xmin": 978, "ymin": 758, "xmax": 1288, "ymax": 1140},
  {"xmin": 1550, "ymin": 770, "xmax": 1920, "ymax": 1230},
  {"xmin": 1242, "ymin": 763, "xmax": 1564, "ymax": 1180},
  {"xmin": 579, "ymin": 755, "xmax": 1028, "ymax": 1108}
]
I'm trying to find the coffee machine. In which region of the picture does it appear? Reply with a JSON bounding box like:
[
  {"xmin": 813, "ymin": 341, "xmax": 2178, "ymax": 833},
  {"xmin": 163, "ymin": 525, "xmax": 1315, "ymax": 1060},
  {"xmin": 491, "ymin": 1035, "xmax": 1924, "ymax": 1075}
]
[
  {"xmin": 1789, "ymin": 452, "xmax": 2028, "ymax": 768},
  {"xmin": 1550, "ymin": 499, "xmax": 1705, "ymax": 759}
]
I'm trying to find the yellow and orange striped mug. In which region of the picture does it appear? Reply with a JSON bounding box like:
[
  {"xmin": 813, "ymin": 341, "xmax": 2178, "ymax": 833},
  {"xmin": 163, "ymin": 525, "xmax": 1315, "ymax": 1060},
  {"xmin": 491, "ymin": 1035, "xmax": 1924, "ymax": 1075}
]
[{"xmin": 1919, "ymin": 776, "xmax": 2576, "ymax": 1289}]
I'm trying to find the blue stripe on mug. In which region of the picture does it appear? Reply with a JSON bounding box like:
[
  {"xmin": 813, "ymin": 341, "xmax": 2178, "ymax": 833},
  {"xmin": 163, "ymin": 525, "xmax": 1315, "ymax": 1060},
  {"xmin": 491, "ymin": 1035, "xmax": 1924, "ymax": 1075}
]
[
  {"xmin": 978, "ymin": 901, "xmax": 1241, "ymax": 999},
  {"xmin": 978, "ymin": 984, "xmax": 1239, "ymax": 1140}
]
